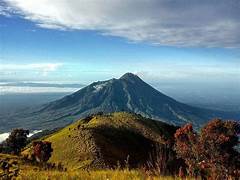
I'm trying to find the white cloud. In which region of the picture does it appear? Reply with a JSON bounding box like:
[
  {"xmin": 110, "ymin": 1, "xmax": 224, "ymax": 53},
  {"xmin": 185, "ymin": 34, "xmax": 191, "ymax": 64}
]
[
  {"xmin": 0, "ymin": 130, "xmax": 43, "ymax": 143},
  {"xmin": 2, "ymin": 0, "xmax": 240, "ymax": 48},
  {"xmin": 0, "ymin": 86, "xmax": 79, "ymax": 94},
  {"xmin": 0, "ymin": 1, "xmax": 12, "ymax": 16},
  {"xmin": 0, "ymin": 133, "xmax": 10, "ymax": 143},
  {"xmin": 0, "ymin": 63, "xmax": 63, "ymax": 76},
  {"xmin": 134, "ymin": 63, "xmax": 240, "ymax": 83}
]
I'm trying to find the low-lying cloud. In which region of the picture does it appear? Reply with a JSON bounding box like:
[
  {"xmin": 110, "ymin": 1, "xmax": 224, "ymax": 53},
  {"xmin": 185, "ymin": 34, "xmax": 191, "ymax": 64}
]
[
  {"xmin": 0, "ymin": 63, "xmax": 62, "ymax": 72},
  {"xmin": 1, "ymin": 0, "xmax": 240, "ymax": 48},
  {"xmin": 0, "ymin": 86, "xmax": 79, "ymax": 95},
  {"xmin": 0, "ymin": 130, "xmax": 42, "ymax": 143},
  {"xmin": 0, "ymin": 63, "xmax": 63, "ymax": 77}
]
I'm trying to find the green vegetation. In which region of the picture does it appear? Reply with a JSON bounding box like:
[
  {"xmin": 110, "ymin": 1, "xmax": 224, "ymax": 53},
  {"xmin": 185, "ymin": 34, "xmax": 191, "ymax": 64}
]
[
  {"xmin": 1, "ymin": 112, "xmax": 239, "ymax": 179},
  {"xmin": 0, "ymin": 129, "xmax": 29, "ymax": 155},
  {"xmin": 30, "ymin": 112, "xmax": 177, "ymax": 170},
  {"xmin": 0, "ymin": 154, "xmax": 189, "ymax": 180},
  {"xmin": 18, "ymin": 169, "xmax": 188, "ymax": 180}
]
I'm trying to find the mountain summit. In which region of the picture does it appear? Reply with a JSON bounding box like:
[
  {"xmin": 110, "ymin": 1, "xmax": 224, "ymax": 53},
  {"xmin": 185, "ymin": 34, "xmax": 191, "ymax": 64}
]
[
  {"xmin": 2, "ymin": 73, "xmax": 238, "ymax": 131},
  {"xmin": 39, "ymin": 72, "xmax": 196, "ymax": 125},
  {"xmin": 120, "ymin": 72, "xmax": 141, "ymax": 80}
]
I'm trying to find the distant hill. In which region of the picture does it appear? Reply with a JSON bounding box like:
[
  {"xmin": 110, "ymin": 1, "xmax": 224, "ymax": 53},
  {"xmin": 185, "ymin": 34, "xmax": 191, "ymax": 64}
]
[
  {"xmin": 23, "ymin": 112, "xmax": 178, "ymax": 170},
  {"xmin": 1, "ymin": 73, "xmax": 239, "ymax": 132}
]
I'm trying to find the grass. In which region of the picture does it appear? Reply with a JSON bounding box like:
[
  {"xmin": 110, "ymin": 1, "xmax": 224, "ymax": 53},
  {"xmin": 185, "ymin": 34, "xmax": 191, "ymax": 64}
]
[
  {"xmin": 22, "ymin": 112, "xmax": 177, "ymax": 170},
  {"xmin": 0, "ymin": 154, "xmax": 191, "ymax": 180},
  {"xmin": 18, "ymin": 169, "xmax": 189, "ymax": 180},
  {"xmin": 16, "ymin": 112, "xmax": 184, "ymax": 179},
  {"xmin": 0, "ymin": 154, "xmax": 188, "ymax": 179}
]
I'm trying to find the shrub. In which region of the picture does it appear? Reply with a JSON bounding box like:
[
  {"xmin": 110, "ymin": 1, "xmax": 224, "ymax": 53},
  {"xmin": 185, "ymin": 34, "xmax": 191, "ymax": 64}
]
[
  {"xmin": 199, "ymin": 119, "xmax": 240, "ymax": 178},
  {"xmin": 5, "ymin": 129, "xmax": 29, "ymax": 155},
  {"xmin": 174, "ymin": 124, "xmax": 199, "ymax": 177},
  {"xmin": 174, "ymin": 119, "xmax": 240, "ymax": 179},
  {"xmin": 32, "ymin": 141, "xmax": 53, "ymax": 163},
  {"xmin": 144, "ymin": 143, "xmax": 186, "ymax": 176}
]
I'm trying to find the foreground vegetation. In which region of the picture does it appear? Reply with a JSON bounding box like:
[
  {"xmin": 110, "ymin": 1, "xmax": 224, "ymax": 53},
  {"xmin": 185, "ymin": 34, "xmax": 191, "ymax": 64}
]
[
  {"xmin": 0, "ymin": 112, "xmax": 239, "ymax": 179},
  {"xmin": 0, "ymin": 154, "xmax": 189, "ymax": 180},
  {"xmin": 33, "ymin": 112, "xmax": 178, "ymax": 170},
  {"xmin": 18, "ymin": 169, "xmax": 189, "ymax": 180}
]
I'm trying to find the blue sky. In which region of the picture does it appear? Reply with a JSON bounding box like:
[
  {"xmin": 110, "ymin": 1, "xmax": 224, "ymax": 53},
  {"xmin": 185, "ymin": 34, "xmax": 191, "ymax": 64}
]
[{"xmin": 0, "ymin": 0, "xmax": 239, "ymax": 87}]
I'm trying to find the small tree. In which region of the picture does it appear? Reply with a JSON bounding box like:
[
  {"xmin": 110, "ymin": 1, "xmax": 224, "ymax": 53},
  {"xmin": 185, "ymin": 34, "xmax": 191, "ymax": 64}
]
[
  {"xmin": 174, "ymin": 119, "xmax": 240, "ymax": 179},
  {"xmin": 200, "ymin": 119, "xmax": 240, "ymax": 178},
  {"xmin": 5, "ymin": 129, "xmax": 29, "ymax": 155},
  {"xmin": 32, "ymin": 141, "xmax": 53, "ymax": 163},
  {"xmin": 174, "ymin": 124, "xmax": 200, "ymax": 176}
]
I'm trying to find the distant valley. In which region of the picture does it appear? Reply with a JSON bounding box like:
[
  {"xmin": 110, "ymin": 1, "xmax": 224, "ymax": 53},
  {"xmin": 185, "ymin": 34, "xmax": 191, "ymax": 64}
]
[{"xmin": 0, "ymin": 73, "xmax": 239, "ymax": 132}]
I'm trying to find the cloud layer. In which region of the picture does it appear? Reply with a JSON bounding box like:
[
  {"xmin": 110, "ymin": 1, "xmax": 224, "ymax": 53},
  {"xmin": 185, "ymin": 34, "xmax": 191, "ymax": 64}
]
[
  {"xmin": 0, "ymin": 63, "xmax": 63, "ymax": 76},
  {"xmin": 0, "ymin": 86, "xmax": 79, "ymax": 94},
  {"xmin": 0, "ymin": 63, "xmax": 63, "ymax": 79},
  {"xmin": 0, "ymin": 130, "xmax": 42, "ymax": 143},
  {"xmin": 2, "ymin": 0, "xmax": 240, "ymax": 48}
]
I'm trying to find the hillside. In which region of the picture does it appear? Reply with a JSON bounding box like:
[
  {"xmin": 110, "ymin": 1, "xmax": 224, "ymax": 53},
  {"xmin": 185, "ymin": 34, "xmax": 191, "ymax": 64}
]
[
  {"xmin": 0, "ymin": 153, "xmax": 182, "ymax": 180},
  {"xmin": 25, "ymin": 112, "xmax": 178, "ymax": 170},
  {"xmin": 2, "ymin": 73, "xmax": 239, "ymax": 132}
]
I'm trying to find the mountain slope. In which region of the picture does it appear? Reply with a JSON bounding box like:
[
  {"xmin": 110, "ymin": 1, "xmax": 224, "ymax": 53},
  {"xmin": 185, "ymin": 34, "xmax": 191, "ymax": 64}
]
[
  {"xmin": 23, "ymin": 112, "xmax": 178, "ymax": 170},
  {"xmin": 2, "ymin": 73, "xmax": 239, "ymax": 131}
]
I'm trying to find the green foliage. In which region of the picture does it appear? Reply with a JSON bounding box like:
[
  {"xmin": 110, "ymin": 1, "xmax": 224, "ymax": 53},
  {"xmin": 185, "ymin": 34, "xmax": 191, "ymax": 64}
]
[
  {"xmin": 24, "ymin": 112, "xmax": 177, "ymax": 170},
  {"xmin": 4, "ymin": 129, "xmax": 29, "ymax": 155},
  {"xmin": 0, "ymin": 153, "xmax": 191, "ymax": 180},
  {"xmin": 18, "ymin": 169, "xmax": 187, "ymax": 180}
]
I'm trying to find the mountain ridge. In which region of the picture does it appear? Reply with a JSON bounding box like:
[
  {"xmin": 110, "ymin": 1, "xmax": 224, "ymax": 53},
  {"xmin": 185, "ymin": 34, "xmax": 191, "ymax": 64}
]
[
  {"xmin": 23, "ymin": 112, "xmax": 179, "ymax": 170},
  {"xmin": 1, "ymin": 73, "xmax": 239, "ymax": 132}
]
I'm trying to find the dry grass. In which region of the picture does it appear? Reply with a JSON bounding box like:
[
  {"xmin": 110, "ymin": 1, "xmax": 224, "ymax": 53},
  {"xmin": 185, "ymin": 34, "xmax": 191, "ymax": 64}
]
[
  {"xmin": 22, "ymin": 112, "xmax": 176, "ymax": 170},
  {"xmin": 0, "ymin": 154, "xmax": 187, "ymax": 179},
  {"xmin": 18, "ymin": 169, "xmax": 191, "ymax": 180},
  {"xmin": 15, "ymin": 113, "xmax": 184, "ymax": 179}
]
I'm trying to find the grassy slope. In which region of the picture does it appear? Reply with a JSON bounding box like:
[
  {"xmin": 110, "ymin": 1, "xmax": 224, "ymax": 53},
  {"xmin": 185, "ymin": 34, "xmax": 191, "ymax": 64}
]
[
  {"xmin": 1, "ymin": 154, "xmax": 191, "ymax": 180},
  {"xmin": 19, "ymin": 169, "xmax": 186, "ymax": 180},
  {"xmin": 0, "ymin": 153, "xmax": 41, "ymax": 177},
  {"xmin": 37, "ymin": 112, "xmax": 177, "ymax": 170},
  {"xmin": 1, "ymin": 112, "xmax": 184, "ymax": 179}
]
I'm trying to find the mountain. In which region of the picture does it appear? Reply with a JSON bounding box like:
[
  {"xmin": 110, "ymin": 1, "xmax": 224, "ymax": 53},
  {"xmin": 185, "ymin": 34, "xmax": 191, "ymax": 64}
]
[
  {"xmin": 23, "ymin": 112, "xmax": 179, "ymax": 170},
  {"xmin": 1, "ymin": 73, "xmax": 239, "ymax": 132}
]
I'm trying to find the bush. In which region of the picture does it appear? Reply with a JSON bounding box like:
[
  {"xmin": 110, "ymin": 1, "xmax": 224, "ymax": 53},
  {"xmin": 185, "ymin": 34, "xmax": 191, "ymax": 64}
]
[
  {"xmin": 32, "ymin": 141, "xmax": 53, "ymax": 163},
  {"xmin": 174, "ymin": 119, "xmax": 240, "ymax": 179},
  {"xmin": 143, "ymin": 142, "xmax": 186, "ymax": 177},
  {"xmin": 4, "ymin": 129, "xmax": 29, "ymax": 155}
]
